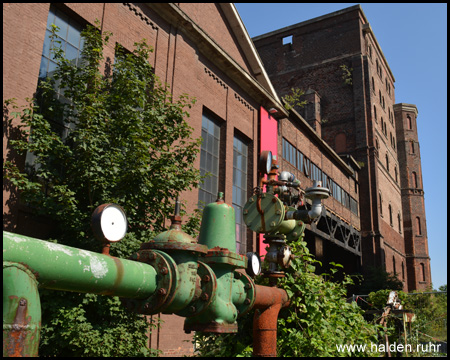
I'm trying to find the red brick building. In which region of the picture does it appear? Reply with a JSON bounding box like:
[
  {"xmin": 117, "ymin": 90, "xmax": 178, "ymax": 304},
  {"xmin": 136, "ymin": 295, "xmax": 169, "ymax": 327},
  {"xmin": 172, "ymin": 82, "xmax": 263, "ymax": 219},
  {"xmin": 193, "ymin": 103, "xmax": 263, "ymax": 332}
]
[
  {"xmin": 253, "ymin": 5, "xmax": 431, "ymax": 292},
  {"xmin": 3, "ymin": 3, "xmax": 430, "ymax": 356}
]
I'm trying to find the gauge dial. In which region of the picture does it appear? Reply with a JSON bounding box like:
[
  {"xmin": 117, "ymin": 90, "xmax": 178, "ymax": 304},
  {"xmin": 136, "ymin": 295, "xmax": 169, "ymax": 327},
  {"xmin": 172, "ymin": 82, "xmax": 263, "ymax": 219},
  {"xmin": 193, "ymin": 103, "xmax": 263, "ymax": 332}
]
[
  {"xmin": 246, "ymin": 252, "xmax": 262, "ymax": 277},
  {"xmin": 258, "ymin": 150, "xmax": 273, "ymax": 175},
  {"xmin": 92, "ymin": 204, "xmax": 127, "ymax": 243}
]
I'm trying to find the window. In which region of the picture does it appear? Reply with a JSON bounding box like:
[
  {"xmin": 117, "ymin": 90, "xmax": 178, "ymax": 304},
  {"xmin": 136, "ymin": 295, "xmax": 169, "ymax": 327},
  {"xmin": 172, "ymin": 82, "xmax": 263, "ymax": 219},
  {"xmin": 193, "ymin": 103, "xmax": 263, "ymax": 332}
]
[
  {"xmin": 407, "ymin": 115, "xmax": 412, "ymax": 129},
  {"xmin": 410, "ymin": 141, "xmax": 415, "ymax": 154},
  {"xmin": 402, "ymin": 262, "xmax": 405, "ymax": 280},
  {"xmin": 385, "ymin": 153, "xmax": 389, "ymax": 172},
  {"xmin": 416, "ymin": 216, "xmax": 422, "ymax": 235},
  {"xmin": 282, "ymin": 35, "xmax": 293, "ymax": 45},
  {"xmin": 374, "ymin": 105, "xmax": 377, "ymax": 122},
  {"xmin": 393, "ymin": 256, "xmax": 396, "ymax": 275},
  {"xmin": 398, "ymin": 213, "xmax": 402, "ymax": 233},
  {"xmin": 304, "ymin": 157, "xmax": 311, "ymax": 177},
  {"xmin": 27, "ymin": 6, "xmax": 85, "ymax": 170},
  {"xmin": 311, "ymin": 163, "xmax": 322, "ymax": 183},
  {"xmin": 394, "ymin": 166, "xmax": 398, "ymax": 183},
  {"xmin": 40, "ymin": 6, "xmax": 85, "ymax": 81},
  {"xmin": 233, "ymin": 136, "xmax": 248, "ymax": 254},
  {"xmin": 282, "ymin": 138, "xmax": 296, "ymax": 167},
  {"xmin": 198, "ymin": 113, "xmax": 221, "ymax": 207},
  {"xmin": 38, "ymin": 6, "xmax": 85, "ymax": 137},
  {"xmin": 297, "ymin": 150, "xmax": 303, "ymax": 172},
  {"xmin": 350, "ymin": 197, "xmax": 359, "ymax": 215},
  {"xmin": 372, "ymin": 77, "xmax": 375, "ymax": 91},
  {"xmin": 379, "ymin": 192, "xmax": 383, "ymax": 216},
  {"xmin": 420, "ymin": 263, "xmax": 426, "ymax": 282},
  {"xmin": 412, "ymin": 171, "xmax": 418, "ymax": 188},
  {"xmin": 388, "ymin": 204, "xmax": 393, "ymax": 226}
]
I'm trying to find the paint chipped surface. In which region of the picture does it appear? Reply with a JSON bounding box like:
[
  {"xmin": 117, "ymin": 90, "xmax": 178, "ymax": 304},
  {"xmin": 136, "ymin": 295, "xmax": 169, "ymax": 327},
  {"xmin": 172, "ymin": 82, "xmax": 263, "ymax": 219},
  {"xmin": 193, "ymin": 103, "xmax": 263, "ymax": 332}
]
[
  {"xmin": 10, "ymin": 235, "xmax": 28, "ymax": 243},
  {"xmin": 89, "ymin": 256, "xmax": 108, "ymax": 279},
  {"xmin": 46, "ymin": 242, "xmax": 73, "ymax": 256}
]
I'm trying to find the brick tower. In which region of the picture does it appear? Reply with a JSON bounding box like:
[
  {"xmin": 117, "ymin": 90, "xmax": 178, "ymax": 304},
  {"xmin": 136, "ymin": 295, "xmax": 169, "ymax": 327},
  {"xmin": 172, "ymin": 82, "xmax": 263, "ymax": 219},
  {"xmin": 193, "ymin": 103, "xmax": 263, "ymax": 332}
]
[
  {"xmin": 394, "ymin": 103, "xmax": 432, "ymax": 290},
  {"xmin": 253, "ymin": 5, "xmax": 432, "ymax": 291}
]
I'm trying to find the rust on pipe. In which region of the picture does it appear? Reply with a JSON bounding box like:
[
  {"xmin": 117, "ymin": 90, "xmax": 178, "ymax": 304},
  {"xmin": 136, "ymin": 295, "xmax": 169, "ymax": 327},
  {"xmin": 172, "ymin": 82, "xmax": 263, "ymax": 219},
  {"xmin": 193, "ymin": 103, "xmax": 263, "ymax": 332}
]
[{"xmin": 252, "ymin": 285, "xmax": 289, "ymax": 357}]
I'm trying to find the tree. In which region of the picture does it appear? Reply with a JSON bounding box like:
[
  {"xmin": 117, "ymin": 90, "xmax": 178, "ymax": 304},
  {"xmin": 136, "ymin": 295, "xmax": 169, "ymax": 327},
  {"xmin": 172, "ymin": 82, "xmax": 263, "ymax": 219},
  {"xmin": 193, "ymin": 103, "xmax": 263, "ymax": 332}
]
[{"xmin": 4, "ymin": 21, "xmax": 202, "ymax": 356}]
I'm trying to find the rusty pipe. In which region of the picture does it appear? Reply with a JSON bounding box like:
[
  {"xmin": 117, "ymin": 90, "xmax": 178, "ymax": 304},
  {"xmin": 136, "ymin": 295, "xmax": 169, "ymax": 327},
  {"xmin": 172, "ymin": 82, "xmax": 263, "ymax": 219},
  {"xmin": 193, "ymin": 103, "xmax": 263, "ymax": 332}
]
[{"xmin": 252, "ymin": 285, "xmax": 289, "ymax": 357}]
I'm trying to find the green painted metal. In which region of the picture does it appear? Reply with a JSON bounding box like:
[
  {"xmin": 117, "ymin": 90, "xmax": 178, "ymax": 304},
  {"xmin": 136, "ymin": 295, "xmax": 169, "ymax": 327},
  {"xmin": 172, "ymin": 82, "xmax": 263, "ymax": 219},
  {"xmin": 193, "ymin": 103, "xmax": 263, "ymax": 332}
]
[
  {"xmin": 183, "ymin": 195, "xmax": 255, "ymax": 333},
  {"xmin": 3, "ymin": 262, "xmax": 41, "ymax": 357},
  {"xmin": 243, "ymin": 193, "xmax": 285, "ymax": 233},
  {"xmin": 3, "ymin": 231, "xmax": 157, "ymax": 299},
  {"xmin": 198, "ymin": 193, "xmax": 237, "ymax": 252}
]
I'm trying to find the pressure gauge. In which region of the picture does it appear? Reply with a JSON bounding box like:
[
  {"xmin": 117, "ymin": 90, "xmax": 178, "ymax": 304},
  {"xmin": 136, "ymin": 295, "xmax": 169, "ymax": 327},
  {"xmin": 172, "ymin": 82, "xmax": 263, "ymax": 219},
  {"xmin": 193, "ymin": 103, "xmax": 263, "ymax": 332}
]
[
  {"xmin": 258, "ymin": 151, "xmax": 273, "ymax": 175},
  {"xmin": 91, "ymin": 203, "xmax": 128, "ymax": 244},
  {"xmin": 246, "ymin": 252, "xmax": 262, "ymax": 277}
]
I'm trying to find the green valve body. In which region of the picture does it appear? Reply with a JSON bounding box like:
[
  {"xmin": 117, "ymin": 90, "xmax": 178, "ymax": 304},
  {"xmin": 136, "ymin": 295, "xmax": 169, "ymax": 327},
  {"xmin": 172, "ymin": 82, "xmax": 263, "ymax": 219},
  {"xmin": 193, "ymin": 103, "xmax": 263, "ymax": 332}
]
[
  {"xmin": 184, "ymin": 194, "xmax": 254, "ymax": 333},
  {"xmin": 198, "ymin": 193, "xmax": 237, "ymax": 252}
]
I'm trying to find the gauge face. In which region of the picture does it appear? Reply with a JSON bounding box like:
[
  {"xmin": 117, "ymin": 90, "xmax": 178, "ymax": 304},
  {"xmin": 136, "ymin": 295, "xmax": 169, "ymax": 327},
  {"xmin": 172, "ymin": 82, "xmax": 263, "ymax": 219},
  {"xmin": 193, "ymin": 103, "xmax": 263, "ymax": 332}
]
[
  {"xmin": 258, "ymin": 151, "xmax": 273, "ymax": 175},
  {"xmin": 246, "ymin": 252, "xmax": 261, "ymax": 277},
  {"xmin": 92, "ymin": 204, "xmax": 127, "ymax": 243}
]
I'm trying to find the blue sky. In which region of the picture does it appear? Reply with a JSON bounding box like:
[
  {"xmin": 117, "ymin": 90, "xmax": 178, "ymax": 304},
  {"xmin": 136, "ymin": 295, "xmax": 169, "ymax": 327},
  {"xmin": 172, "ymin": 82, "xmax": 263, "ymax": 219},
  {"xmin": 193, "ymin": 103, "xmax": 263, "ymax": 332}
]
[{"xmin": 235, "ymin": 3, "xmax": 447, "ymax": 290}]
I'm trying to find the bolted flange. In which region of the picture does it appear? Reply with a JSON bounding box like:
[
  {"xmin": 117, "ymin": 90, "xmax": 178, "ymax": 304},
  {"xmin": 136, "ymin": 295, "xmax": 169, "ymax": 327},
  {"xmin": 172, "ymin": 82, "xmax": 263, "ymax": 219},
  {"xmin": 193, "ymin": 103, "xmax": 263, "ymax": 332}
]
[
  {"xmin": 122, "ymin": 249, "xmax": 178, "ymax": 315},
  {"xmin": 176, "ymin": 261, "xmax": 217, "ymax": 318}
]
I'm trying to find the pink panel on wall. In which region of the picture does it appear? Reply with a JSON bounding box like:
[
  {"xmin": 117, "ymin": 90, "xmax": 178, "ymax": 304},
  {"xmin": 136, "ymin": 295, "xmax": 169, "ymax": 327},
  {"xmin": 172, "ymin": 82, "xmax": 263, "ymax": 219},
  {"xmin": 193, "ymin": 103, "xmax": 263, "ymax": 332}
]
[{"xmin": 259, "ymin": 107, "xmax": 278, "ymax": 256}]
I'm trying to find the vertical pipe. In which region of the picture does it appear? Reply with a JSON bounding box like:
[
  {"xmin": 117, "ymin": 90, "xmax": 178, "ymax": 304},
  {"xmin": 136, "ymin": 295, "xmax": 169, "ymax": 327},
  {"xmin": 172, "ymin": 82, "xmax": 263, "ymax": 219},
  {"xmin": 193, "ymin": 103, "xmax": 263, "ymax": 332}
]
[
  {"xmin": 3, "ymin": 262, "xmax": 41, "ymax": 357},
  {"xmin": 252, "ymin": 285, "xmax": 289, "ymax": 357}
]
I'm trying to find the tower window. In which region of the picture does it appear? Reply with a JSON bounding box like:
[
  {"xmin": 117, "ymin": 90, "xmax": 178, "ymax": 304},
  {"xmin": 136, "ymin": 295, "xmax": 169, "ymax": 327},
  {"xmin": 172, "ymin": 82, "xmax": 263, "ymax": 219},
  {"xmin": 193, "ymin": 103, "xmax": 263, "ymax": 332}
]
[
  {"xmin": 412, "ymin": 171, "xmax": 418, "ymax": 188},
  {"xmin": 388, "ymin": 204, "xmax": 393, "ymax": 226},
  {"xmin": 407, "ymin": 115, "xmax": 412, "ymax": 129},
  {"xmin": 282, "ymin": 35, "xmax": 293, "ymax": 45},
  {"xmin": 416, "ymin": 216, "xmax": 422, "ymax": 235}
]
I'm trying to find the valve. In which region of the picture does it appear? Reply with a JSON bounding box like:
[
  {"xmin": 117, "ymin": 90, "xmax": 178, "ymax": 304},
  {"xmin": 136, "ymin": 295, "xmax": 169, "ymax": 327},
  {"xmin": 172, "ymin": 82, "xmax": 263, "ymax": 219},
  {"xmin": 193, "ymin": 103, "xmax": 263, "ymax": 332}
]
[
  {"xmin": 123, "ymin": 195, "xmax": 257, "ymax": 334},
  {"xmin": 243, "ymin": 151, "xmax": 330, "ymax": 278}
]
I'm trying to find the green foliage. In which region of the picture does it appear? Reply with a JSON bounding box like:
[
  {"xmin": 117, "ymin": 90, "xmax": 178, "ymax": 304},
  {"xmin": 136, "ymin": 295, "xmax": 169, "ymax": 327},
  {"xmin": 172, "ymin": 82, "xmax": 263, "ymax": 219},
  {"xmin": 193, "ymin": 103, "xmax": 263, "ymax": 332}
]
[
  {"xmin": 340, "ymin": 64, "xmax": 353, "ymax": 86},
  {"xmin": 282, "ymin": 87, "xmax": 307, "ymax": 111},
  {"xmin": 194, "ymin": 238, "xmax": 382, "ymax": 357},
  {"xmin": 39, "ymin": 291, "xmax": 160, "ymax": 357},
  {"xmin": 276, "ymin": 240, "xmax": 380, "ymax": 357},
  {"xmin": 4, "ymin": 20, "xmax": 201, "ymax": 356}
]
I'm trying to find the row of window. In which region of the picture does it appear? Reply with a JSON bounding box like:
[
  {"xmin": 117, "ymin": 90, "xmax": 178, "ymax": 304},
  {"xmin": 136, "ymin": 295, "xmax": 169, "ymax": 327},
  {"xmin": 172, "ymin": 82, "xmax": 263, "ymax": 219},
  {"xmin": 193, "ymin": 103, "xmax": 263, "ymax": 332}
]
[
  {"xmin": 198, "ymin": 113, "xmax": 249, "ymax": 254},
  {"xmin": 368, "ymin": 43, "xmax": 392, "ymax": 96},
  {"xmin": 392, "ymin": 256, "xmax": 427, "ymax": 283},
  {"xmin": 282, "ymin": 138, "xmax": 358, "ymax": 215}
]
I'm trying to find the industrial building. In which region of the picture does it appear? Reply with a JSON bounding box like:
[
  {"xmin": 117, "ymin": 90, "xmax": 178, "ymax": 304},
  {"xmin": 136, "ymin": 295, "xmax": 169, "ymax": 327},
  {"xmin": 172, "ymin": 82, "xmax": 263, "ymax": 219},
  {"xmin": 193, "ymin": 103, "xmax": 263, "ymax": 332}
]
[{"xmin": 3, "ymin": 3, "xmax": 430, "ymax": 356}]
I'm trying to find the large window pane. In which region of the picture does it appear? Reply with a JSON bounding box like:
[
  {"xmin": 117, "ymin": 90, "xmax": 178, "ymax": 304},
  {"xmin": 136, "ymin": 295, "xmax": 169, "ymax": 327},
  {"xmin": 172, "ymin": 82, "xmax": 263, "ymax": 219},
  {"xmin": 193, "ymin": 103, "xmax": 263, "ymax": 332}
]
[
  {"xmin": 233, "ymin": 136, "xmax": 248, "ymax": 254},
  {"xmin": 198, "ymin": 114, "xmax": 220, "ymax": 207}
]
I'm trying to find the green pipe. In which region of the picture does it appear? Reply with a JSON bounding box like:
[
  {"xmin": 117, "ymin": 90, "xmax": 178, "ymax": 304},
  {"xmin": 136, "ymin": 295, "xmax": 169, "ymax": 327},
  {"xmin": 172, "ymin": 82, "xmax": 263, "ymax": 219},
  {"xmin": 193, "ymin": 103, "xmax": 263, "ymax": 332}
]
[
  {"xmin": 3, "ymin": 231, "xmax": 157, "ymax": 299},
  {"xmin": 3, "ymin": 262, "xmax": 41, "ymax": 357}
]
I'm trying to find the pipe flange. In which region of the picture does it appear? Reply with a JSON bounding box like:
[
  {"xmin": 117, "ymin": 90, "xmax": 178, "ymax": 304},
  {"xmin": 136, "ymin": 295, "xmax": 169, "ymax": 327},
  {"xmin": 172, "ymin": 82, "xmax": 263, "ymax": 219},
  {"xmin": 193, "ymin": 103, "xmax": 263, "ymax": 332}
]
[
  {"xmin": 235, "ymin": 271, "xmax": 256, "ymax": 317},
  {"xmin": 123, "ymin": 250, "xmax": 178, "ymax": 315},
  {"xmin": 176, "ymin": 261, "xmax": 217, "ymax": 317},
  {"xmin": 304, "ymin": 186, "xmax": 330, "ymax": 200}
]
